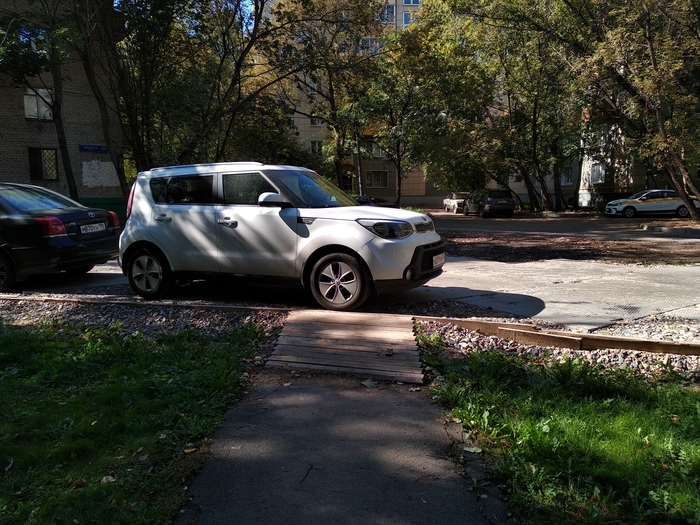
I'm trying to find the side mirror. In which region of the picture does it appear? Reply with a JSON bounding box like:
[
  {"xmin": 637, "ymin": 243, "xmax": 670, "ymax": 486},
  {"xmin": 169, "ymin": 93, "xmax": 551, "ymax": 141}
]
[{"xmin": 259, "ymin": 192, "xmax": 293, "ymax": 208}]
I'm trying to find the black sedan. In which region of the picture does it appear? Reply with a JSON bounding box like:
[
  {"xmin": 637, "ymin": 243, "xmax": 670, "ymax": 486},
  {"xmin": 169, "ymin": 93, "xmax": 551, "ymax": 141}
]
[{"xmin": 0, "ymin": 183, "xmax": 120, "ymax": 292}]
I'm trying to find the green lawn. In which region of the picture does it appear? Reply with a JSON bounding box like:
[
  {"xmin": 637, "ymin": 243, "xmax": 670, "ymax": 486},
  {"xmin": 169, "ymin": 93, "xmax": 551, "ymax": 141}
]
[
  {"xmin": 419, "ymin": 329, "xmax": 700, "ymax": 525},
  {"xmin": 0, "ymin": 319, "xmax": 261, "ymax": 524}
]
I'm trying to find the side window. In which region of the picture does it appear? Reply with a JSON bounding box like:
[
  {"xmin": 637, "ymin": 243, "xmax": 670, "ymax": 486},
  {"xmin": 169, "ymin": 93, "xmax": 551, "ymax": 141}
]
[
  {"xmin": 223, "ymin": 173, "xmax": 277, "ymax": 205},
  {"xmin": 150, "ymin": 175, "xmax": 214, "ymax": 205}
]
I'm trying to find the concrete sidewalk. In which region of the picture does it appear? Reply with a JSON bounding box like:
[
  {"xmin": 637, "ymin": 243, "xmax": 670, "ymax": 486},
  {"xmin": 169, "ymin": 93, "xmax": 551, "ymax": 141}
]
[{"xmin": 173, "ymin": 374, "xmax": 510, "ymax": 525}]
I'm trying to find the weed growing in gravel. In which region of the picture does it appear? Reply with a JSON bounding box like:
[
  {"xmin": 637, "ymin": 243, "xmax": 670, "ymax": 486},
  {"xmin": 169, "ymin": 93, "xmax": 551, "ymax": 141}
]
[
  {"xmin": 0, "ymin": 321, "xmax": 260, "ymax": 524},
  {"xmin": 426, "ymin": 348, "xmax": 700, "ymax": 524}
]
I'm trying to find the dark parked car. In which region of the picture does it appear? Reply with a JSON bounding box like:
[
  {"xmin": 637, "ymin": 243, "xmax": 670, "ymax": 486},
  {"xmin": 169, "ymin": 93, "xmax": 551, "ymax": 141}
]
[
  {"xmin": 464, "ymin": 189, "xmax": 515, "ymax": 218},
  {"xmin": 0, "ymin": 183, "xmax": 121, "ymax": 292}
]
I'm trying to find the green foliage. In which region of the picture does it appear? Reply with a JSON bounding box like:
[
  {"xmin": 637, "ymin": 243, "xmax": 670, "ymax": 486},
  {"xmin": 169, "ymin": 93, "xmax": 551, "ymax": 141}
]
[
  {"xmin": 427, "ymin": 347, "xmax": 700, "ymax": 524},
  {"xmin": 0, "ymin": 321, "xmax": 261, "ymax": 524}
]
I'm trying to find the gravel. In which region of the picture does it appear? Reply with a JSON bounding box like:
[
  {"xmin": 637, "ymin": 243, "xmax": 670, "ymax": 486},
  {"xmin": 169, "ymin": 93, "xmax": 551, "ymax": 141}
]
[{"xmin": 1, "ymin": 290, "xmax": 699, "ymax": 384}]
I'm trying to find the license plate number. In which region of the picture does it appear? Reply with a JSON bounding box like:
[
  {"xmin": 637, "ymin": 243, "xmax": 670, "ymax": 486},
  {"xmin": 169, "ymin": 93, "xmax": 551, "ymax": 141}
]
[
  {"xmin": 433, "ymin": 252, "xmax": 446, "ymax": 268},
  {"xmin": 80, "ymin": 222, "xmax": 106, "ymax": 234}
]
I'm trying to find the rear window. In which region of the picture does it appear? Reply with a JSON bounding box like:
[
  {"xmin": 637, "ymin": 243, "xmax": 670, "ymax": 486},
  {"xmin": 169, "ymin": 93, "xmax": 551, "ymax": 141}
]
[
  {"xmin": 0, "ymin": 186, "xmax": 80, "ymax": 212},
  {"xmin": 489, "ymin": 190, "xmax": 512, "ymax": 199}
]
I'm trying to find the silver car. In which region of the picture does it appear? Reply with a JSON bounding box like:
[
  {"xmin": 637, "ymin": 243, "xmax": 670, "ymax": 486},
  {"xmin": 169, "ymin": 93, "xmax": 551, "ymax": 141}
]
[{"xmin": 119, "ymin": 162, "xmax": 445, "ymax": 311}]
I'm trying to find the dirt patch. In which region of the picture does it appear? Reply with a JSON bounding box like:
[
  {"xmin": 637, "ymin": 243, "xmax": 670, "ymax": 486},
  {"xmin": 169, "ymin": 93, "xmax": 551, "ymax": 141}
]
[{"xmin": 443, "ymin": 231, "xmax": 700, "ymax": 264}]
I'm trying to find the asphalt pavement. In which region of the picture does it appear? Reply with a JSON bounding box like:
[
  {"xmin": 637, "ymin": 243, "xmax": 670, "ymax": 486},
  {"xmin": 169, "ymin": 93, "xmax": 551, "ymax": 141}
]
[{"xmin": 172, "ymin": 375, "xmax": 508, "ymax": 525}]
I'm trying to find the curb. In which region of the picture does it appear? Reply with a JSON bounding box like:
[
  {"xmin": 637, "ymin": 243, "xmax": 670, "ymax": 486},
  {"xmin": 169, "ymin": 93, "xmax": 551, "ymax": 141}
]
[{"xmin": 640, "ymin": 224, "xmax": 700, "ymax": 238}]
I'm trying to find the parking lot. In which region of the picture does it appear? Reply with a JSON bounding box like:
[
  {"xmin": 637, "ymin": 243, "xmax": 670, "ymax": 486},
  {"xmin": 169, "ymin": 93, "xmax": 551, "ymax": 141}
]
[{"xmin": 3, "ymin": 213, "xmax": 700, "ymax": 332}]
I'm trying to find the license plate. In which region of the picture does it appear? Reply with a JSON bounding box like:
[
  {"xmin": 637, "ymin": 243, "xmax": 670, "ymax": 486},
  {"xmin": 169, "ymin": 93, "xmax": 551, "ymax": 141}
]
[
  {"xmin": 433, "ymin": 252, "xmax": 446, "ymax": 268},
  {"xmin": 80, "ymin": 222, "xmax": 106, "ymax": 234}
]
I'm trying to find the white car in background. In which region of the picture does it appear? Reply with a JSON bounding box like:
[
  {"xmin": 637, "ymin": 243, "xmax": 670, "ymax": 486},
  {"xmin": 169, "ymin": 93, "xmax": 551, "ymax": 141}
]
[
  {"xmin": 119, "ymin": 162, "xmax": 445, "ymax": 311},
  {"xmin": 605, "ymin": 189, "xmax": 699, "ymax": 218},
  {"xmin": 443, "ymin": 192, "xmax": 471, "ymax": 214}
]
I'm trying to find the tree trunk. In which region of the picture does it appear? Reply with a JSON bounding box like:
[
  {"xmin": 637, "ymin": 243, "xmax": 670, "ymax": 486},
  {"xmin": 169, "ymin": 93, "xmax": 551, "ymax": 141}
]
[
  {"xmin": 550, "ymin": 138, "xmax": 567, "ymax": 211},
  {"xmin": 50, "ymin": 46, "xmax": 79, "ymax": 200},
  {"xmin": 516, "ymin": 161, "xmax": 541, "ymax": 212}
]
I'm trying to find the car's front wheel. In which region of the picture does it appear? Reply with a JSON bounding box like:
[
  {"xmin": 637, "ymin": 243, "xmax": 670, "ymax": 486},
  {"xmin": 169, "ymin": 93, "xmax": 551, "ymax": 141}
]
[
  {"xmin": 310, "ymin": 253, "xmax": 372, "ymax": 311},
  {"xmin": 622, "ymin": 206, "xmax": 636, "ymax": 218},
  {"xmin": 677, "ymin": 205, "xmax": 690, "ymax": 218},
  {"xmin": 0, "ymin": 252, "xmax": 17, "ymax": 293},
  {"xmin": 127, "ymin": 247, "xmax": 173, "ymax": 299}
]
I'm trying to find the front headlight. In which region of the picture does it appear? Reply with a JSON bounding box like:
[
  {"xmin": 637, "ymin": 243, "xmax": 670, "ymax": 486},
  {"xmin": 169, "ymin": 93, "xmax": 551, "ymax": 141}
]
[{"xmin": 357, "ymin": 219, "xmax": 414, "ymax": 239}]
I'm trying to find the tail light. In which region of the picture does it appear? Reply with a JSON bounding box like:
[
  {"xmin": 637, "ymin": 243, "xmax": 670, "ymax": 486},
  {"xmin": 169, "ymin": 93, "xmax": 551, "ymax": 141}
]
[
  {"xmin": 36, "ymin": 216, "xmax": 67, "ymax": 237},
  {"xmin": 125, "ymin": 184, "xmax": 135, "ymax": 219},
  {"xmin": 109, "ymin": 211, "xmax": 120, "ymax": 227}
]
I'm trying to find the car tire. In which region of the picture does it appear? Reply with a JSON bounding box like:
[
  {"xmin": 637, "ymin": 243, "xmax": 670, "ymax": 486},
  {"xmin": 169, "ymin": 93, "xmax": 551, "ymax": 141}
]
[
  {"xmin": 0, "ymin": 252, "xmax": 17, "ymax": 293},
  {"xmin": 310, "ymin": 253, "xmax": 372, "ymax": 311},
  {"xmin": 677, "ymin": 205, "xmax": 690, "ymax": 218},
  {"xmin": 622, "ymin": 206, "xmax": 636, "ymax": 218},
  {"xmin": 127, "ymin": 247, "xmax": 173, "ymax": 299}
]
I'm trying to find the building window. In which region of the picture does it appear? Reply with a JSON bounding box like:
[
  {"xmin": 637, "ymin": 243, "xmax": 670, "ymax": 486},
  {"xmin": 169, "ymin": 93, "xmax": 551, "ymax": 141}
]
[
  {"xmin": 310, "ymin": 141, "xmax": 324, "ymax": 157},
  {"xmin": 310, "ymin": 117, "xmax": 324, "ymax": 126},
  {"xmin": 366, "ymin": 170, "xmax": 388, "ymax": 188},
  {"xmin": 561, "ymin": 165, "xmax": 573, "ymax": 186},
  {"xmin": 24, "ymin": 88, "xmax": 53, "ymax": 121},
  {"xmin": 403, "ymin": 11, "xmax": 416, "ymax": 28},
  {"xmin": 591, "ymin": 163, "xmax": 605, "ymax": 184},
  {"xmin": 360, "ymin": 37, "xmax": 380, "ymax": 56},
  {"xmin": 382, "ymin": 5, "xmax": 396, "ymax": 23},
  {"xmin": 28, "ymin": 148, "xmax": 58, "ymax": 180},
  {"xmin": 371, "ymin": 143, "xmax": 386, "ymax": 158},
  {"xmin": 403, "ymin": 0, "xmax": 420, "ymax": 4}
]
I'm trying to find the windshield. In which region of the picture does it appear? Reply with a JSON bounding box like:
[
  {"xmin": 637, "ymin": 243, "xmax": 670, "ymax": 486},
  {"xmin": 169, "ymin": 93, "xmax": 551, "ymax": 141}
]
[
  {"xmin": 1, "ymin": 186, "xmax": 81, "ymax": 212},
  {"xmin": 628, "ymin": 191, "xmax": 650, "ymax": 199},
  {"xmin": 269, "ymin": 169, "xmax": 357, "ymax": 208}
]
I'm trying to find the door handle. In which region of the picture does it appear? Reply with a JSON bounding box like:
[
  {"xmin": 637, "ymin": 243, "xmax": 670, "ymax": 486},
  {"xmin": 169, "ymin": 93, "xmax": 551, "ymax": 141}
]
[
  {"xmin": 217, "ymin": 218, "xmax": 238, "ymax": 228},
  {"xmin": 155, "ymin": 215, "xmax": 172, "ymax": 222}
]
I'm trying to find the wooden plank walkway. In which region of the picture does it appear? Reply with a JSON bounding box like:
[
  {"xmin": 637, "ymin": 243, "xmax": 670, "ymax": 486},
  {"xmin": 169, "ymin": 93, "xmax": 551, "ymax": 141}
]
[{"xmin": 266, "ymin": 310, "xmax": 424, "ymax": 383}]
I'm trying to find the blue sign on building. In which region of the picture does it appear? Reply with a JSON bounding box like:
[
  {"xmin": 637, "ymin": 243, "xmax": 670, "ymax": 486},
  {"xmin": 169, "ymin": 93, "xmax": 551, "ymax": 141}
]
[{"xmin": 79, "ymin": 145, "xmax": 108, "ymax": 153}]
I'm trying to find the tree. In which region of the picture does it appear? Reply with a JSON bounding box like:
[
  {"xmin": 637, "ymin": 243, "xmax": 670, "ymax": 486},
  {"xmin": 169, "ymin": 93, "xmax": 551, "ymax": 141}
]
[
  {"xmin": 390, "ymin": 0, "xmax": 495, "ymax": 196},
  {"xmin": 459, "ymin": 0, "xmax": 700, "ymax": 220},
  {"xmin": 0, "ymin": 4, "xmax": 80, "ymax": 199},
  {"xmin": 271, "ymin": 0, "xmax": 386, "ymax": 188}
]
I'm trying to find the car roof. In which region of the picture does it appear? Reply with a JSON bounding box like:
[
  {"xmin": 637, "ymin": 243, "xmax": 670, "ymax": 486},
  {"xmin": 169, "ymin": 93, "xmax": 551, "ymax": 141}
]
[{"xmin": 141, "ymin": 162, "xmax": 312, "ymax": 177}]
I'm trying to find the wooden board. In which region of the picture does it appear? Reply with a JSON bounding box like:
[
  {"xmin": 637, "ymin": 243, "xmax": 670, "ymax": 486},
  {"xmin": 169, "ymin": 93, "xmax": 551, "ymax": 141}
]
[{"xmin": 267, "ymin": 310, "xmax": 425, "ymax": 383}]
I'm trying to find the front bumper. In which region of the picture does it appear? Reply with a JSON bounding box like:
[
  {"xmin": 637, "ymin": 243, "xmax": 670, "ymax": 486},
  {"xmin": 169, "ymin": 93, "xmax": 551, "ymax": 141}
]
[{"xmin": 374, "ymin": 240, "xmax": 445, "ymax": 294}]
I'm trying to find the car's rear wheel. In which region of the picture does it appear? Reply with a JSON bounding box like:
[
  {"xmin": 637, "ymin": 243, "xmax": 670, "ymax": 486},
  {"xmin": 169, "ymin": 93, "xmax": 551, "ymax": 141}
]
[
  {"xmin": 677, "ymin": 205, "xmax": 690, "ymax": 218},
  {"xmin": 622, "ymin": 206, "xmax": 636, "ymax": 218},
  {"xmin": 0, "ymin": 252, "xmax": 17, "ymax": 293},
  {"xmin": 310, "ymin": 253, "xmax": 372, "ymax": 311},
  {"xmin": 127, "ymin": 247, "xmax": 172, "ymax": 299}
]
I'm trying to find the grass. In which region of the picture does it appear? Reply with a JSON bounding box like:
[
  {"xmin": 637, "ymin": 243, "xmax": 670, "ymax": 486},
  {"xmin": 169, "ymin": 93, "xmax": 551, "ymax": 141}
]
[
  {"xmin": 418, "ymin": 331, "xmax": 700, "ymax": 525},
  {"xmin": 0, "ymin": 318, "xmax": 262, "ymax": 524}
]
